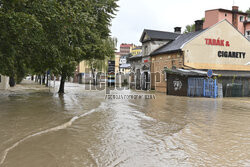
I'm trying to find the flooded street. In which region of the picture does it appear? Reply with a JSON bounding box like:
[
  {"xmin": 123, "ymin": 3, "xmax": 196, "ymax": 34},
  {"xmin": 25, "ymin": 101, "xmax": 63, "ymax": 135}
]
[{"xmin": 0, "ymin": 81, "xmax": 250, "ymax": 167}]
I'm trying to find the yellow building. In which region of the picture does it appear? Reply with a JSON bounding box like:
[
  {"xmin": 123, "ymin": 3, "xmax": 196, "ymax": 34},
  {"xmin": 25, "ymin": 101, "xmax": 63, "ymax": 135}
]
[
  {"xmin": 131, "ymin": 46, "xmax": 142, "ymax": 56},
  {"xmin": 115, "ymin": 52, "xmax": 120, "ymax": 73}
]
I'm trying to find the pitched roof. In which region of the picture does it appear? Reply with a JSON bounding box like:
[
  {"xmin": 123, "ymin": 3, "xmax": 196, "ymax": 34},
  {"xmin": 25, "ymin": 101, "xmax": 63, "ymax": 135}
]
[
  {"xmin": 140, "ymin": 29, "xmax": 180, "ymax": 42},
  {"xmin": 151, "ymin": 29, "xmax": 206, "ymax": 56},
  {"xmin": 120, "ymin": 44, "xmax": 134, "ymax": 48},
  {"xmin": 165, "ymin": 68, "xmax": 218, "ymax": 76}
]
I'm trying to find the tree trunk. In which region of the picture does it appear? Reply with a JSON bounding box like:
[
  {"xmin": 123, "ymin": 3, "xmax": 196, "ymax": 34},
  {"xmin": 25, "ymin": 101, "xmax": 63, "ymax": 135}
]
[
  {"xmin": 46, "ymin": 73, "xmax": 49, "ymax": 87},
  {"xmin": 42, "ymin": 74, "xmax": 46, "ymax": 85},
  {"xmin": 39, "ymin": 75, "xmax": 42, "ymax": 84},
  {"xmin": 9, "ymin": 76, "xmax": 15, "ymax": 87},
  {"xmin": 91, "ymin": 67, "xmax": 96, "ymax": 85},
  {"xmin": 58, "ymin": 72, "xmax": 66, "ymax": 94}
]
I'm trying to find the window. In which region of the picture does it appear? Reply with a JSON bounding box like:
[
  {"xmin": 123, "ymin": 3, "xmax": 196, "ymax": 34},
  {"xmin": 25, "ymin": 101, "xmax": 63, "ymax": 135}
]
[
  {"xmin": 144, "ymin": 45, "xmax": 148, "ymax": 55},
  {"xmin": 156, "ymin": 72, "xmax": 160, "ymax": 82},
  {"xmin": 239, "ymin": 16, "xmax": 245, "ymax": 22},
  {"xmin": 247, "ymin": 31, "xmax": 250, "ymax": 40},
  {"xmin": 225, "ymin": 13, "xmax": 227, "ymax": 17}
]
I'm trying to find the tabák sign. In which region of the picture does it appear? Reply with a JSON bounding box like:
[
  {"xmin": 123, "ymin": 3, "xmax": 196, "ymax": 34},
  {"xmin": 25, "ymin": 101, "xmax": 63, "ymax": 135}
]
[
  {"xmin": 204, "ymin": 38, "xmax": 246, "ymax": 59},
  {"xmin": 205, "ymin": 38, "xmax": 230, "ymax": 47}
]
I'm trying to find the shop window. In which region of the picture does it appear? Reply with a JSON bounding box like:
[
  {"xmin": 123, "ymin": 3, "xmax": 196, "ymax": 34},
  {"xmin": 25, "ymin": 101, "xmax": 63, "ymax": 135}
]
[{"xmin": 239, "ymin": 16, "xmax": 244, "ymax": 22}]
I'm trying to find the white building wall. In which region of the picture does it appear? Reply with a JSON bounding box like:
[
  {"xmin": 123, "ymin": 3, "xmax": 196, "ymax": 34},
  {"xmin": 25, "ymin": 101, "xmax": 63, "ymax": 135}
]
[
  {"xmin": 0, "ymin": 75, "xmax": 9, "ymax": 90},
  {"xmin": 142, "ymin": 41, "xmax": 170, "ymax": 56}
]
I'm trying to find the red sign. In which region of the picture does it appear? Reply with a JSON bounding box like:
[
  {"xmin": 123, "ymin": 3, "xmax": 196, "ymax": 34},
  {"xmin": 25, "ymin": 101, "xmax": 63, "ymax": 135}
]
[
  {"xmin": 144, "ymin": 59, "xmax": 148, "ymax": 63},
  {"xmin": 205, "ymin": 38, "xmax": 230, "ymax": 47}
]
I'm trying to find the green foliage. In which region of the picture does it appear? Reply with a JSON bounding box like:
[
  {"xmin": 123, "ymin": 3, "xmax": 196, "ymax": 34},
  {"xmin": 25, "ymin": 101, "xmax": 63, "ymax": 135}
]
[
  {"xmin": 184, "ymin": 24, "xmax": 195, "ymax": 33},
  {"xmin": 0, "ymin": 0, "xmax": 118, "ymax": 92},
  {"xmin": 0, "ymin": 9, "xmax": 45, "ymax": 81},
  {"xmin": 87, "ymin": 37, "xmax": 117, "ymax": 73},
  {"xmin": 184, "ymin": 18, "xmax": 205, "ymax": 33},
  {"xmin": 246, "ymin": 8, "xmax": 250, "ymax": 17}
]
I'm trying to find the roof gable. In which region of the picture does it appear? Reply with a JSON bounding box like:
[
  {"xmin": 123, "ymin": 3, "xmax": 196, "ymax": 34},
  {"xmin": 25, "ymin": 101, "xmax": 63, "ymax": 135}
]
[
  {"xmin": 139, "ymin": 29, "xmax": 180, "ymax": 43},
  {"xmin": 151, "ymin": 29, "xmax": 205, "ymax": 55},
  {"xmin": 182, "ymin": 19, "xmax": 250, "ymax": 47},
  {"xmin": 151, "ymin": 19, "xmax": 250, "ymax": 56}
]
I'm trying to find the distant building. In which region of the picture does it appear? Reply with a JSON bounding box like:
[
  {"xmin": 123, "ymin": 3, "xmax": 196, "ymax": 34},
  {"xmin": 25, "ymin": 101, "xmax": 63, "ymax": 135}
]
[
  {"xmin": 136, "ymin": 29, "xmax": 180, "ymax": 90},
  {"xmin": 119, "ymin": 43, "xmax": 139, "ymax": 73},
  {"xmin": 115, "ymin": 52, "xmax": 120, "ymax": 73},
  {"xmin": 203, "ymin": 6, "xmax": 250, "ymax": 40},
  {"xmin": 131, "ymin": 46, "xmax": 142, "ymax": 56},
  {"xmin": 120, "ymin": 43, "xmax": 135, "ymax": 56},
  {"xmin": 0, "ymin": 75, "xmax": 9, "ymax": 90},
  {"xmin": 119, "ymin": 53, "xmax": 132, "ymax": 73},
  {"xmin": 77, "ymin": 60, "xmax": 108, "ymax": 84}
]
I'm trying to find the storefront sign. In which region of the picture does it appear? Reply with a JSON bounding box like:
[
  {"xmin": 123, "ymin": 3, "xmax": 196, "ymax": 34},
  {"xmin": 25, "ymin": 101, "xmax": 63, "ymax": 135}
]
[
  {"xmin": 218, "ymin": 51, "xmax": 246, "ymax": 59},
  {"xmin": 205, "ymin": 38, "xmax": 230, "ymax": 47}
]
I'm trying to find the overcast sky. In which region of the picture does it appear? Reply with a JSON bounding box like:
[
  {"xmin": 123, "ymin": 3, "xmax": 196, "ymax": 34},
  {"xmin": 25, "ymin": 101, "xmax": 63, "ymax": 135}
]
[{"xmin": 111, "ymin": 0, "xmax": 249, "ymax": 48}]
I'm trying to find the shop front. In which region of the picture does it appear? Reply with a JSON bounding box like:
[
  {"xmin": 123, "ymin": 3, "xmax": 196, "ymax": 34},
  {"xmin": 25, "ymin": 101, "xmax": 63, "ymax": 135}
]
[{"xmin": 151, "ymin": 19, "xmax": 250, "ymax": 97}]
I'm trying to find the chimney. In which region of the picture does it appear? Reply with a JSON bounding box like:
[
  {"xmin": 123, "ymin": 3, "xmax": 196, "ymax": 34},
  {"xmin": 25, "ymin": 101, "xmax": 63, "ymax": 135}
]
[
  {"xmin": 232, "ymin": 6, "xmax": 239, "ymax": 12},
  {"xmin": 195, "ymin": 20, "xmax": 204, "ymax": 31},
  {"xmin": 232, "ymin": 6, "xmax": 239, "ymax": 28},
  {"xmin": 174, "ymin": 27, "xmax": 182, "ymax": 34}
]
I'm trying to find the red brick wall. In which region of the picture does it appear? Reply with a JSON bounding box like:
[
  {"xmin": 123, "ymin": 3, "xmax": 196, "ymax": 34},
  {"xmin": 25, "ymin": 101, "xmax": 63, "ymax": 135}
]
[{"xmin": 151, "ymin": 52, "xmax": 184, "ymax": 93}]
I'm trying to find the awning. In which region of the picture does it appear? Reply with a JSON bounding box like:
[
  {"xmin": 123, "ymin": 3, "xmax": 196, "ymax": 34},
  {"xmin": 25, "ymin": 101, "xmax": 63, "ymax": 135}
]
[
  {"xmin": 164, "ymin": 68, "xmax": 218, "ymax": 77},
  {"xmin": 120, "ymin": 64, "xmax": 131, "ymax": 68}
]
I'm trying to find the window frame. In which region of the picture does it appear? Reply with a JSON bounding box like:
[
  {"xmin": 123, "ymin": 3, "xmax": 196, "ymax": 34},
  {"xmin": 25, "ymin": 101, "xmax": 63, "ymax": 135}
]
[{"xmin": 239, "ymin": 16, "xmax": 245, "ymax": 22}]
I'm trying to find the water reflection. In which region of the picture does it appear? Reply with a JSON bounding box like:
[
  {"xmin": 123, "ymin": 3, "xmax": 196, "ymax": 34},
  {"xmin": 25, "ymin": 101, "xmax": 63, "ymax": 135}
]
[{"xmin": 0, "ymin": 82, "xmax": 250, "ymax": 166}]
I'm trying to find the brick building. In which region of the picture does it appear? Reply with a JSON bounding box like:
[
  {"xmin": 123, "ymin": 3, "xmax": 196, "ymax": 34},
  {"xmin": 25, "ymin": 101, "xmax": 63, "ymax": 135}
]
[
  {"xmin": 203, "ymin": 6, "xmax": 250, "ymax": 40},
  {"xmin": 150, "ymin": 19, "xmax": 250, "ymax": 96}
]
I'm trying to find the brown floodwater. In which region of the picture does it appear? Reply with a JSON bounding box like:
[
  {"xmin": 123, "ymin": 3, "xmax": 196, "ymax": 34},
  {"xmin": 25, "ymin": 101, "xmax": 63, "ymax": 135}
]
[{"xmin": 0, "ymin": 81, "xmax": 250, "ymax": 167}]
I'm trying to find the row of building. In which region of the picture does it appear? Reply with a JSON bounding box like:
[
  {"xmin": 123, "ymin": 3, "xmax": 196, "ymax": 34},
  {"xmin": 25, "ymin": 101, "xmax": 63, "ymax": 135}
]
[{"xmin": 129, "ymin": 6, "xmax": 250, "ymax": 97}]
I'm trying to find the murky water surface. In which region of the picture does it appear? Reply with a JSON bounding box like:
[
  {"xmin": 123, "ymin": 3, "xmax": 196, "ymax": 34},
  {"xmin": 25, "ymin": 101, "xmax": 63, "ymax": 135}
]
[{"xmin": 0, "ymin": 81, "xmax": 250, "ymax": 167}]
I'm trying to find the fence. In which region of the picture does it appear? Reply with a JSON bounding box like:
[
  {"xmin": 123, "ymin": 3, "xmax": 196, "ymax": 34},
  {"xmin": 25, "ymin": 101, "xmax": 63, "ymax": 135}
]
[{"xmin": 188, "ymin": 78, "xmax": 217, "ymax": 98}]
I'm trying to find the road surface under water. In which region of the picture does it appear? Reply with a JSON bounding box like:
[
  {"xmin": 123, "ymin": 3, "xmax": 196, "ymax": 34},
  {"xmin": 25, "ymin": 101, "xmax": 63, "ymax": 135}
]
[{"xmin": 0, "ymin": 81, "xmax": 249, "ymax": 167}]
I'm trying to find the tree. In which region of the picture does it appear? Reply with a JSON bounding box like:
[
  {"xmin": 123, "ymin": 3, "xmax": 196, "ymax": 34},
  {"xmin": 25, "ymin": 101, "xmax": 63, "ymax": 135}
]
[
  {"xmin": 86, "ymin": 37, "xmax": 117, "ymax": 85},
  {"xmin": 0, "ymin": 7, "xmax": 45, "ymax": 86},
  {"xmin": 184, "ymin": 24, "xmax": 195, "ymax": 33},
  {"xmin": 0, "ymin": 0, "xmax": 119, "ymax": 93},
  {"xmin": 184, "ymin": 18, "xmax": 205, "ymax": 33},
  {"xmin": 246, "ymin": 8, "xmax": 250, "ymax": 17}
]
